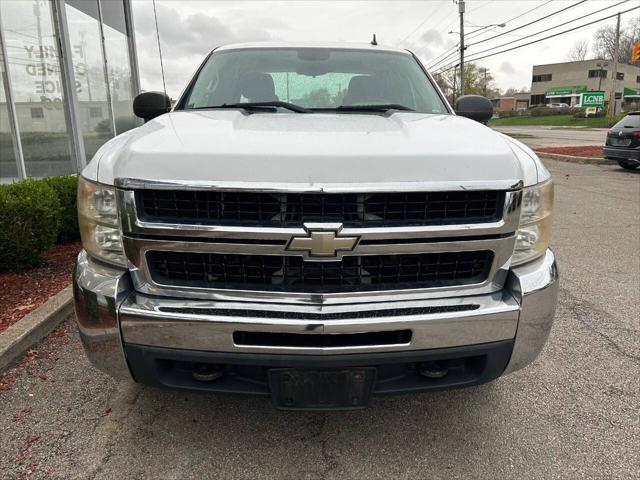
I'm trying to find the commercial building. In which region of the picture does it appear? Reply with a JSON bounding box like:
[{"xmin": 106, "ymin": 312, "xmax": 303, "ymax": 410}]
[
  {"xmin": 0, "ymin": 0, "xmax": 140, "ymax": 182},
  {"xmin": 529, "ymin": 59, "xmax": 640, "ymax": 109},
  {"xmin": 491, "ymin": 92, "xmax": 530, "ymax": 112}
]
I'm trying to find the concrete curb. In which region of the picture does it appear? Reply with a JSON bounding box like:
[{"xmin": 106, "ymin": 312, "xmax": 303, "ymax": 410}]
[
  {"xmin": 0, "ymin": 285, "xmax": 74, "ymax": 373},
  {"xmin": 535, "ymin": 152, "xmax": 615, "ymax": 165}
]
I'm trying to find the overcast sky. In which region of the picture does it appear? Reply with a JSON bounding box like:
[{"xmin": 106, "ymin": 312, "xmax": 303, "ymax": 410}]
[{"xmin": 131, "ymin": 0, "xmax": 639, "ymax": 98}]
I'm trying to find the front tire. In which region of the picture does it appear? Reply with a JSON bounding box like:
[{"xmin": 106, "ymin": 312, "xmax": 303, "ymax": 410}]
[{"xmin": 617, "ymin": 160, "xmax": 639, "ymax": 170}]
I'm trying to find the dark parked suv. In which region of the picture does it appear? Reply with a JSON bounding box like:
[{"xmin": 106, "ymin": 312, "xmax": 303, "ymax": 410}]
[{"xmin": 604, "ymin": 112, "xmax": 640, "ymax": 170}]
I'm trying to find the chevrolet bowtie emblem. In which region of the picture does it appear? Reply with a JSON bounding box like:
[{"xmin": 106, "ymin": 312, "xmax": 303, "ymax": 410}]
[{"xmin": 286, "ymin": 224, "xmax": 359, "ymax": 259}]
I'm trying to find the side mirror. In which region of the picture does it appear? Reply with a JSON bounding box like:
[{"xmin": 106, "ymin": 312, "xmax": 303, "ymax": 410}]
[
  {"xmin": 454, "ymin": 95, "xmax": 493, "ymax": 123},
  {"xmin": 133, "ymin": 91, "xmax": 171, "ymax": 121}
]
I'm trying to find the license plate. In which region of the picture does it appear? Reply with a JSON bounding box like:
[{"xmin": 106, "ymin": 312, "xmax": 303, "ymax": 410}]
[
  {"xmin": 269, "ymin": 368, "xmax": 376, "ymax": 410},
  {"xmin": 610, "ymin": 138, "xmax": 631, "ymax": 147}
]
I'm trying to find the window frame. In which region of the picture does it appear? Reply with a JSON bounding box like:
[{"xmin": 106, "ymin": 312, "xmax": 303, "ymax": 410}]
[
  {"xmin": 532, "ymin": 73, "xmax": 552, "ymax": 83},
  {"xmin": 587, "ymin": 69, "xmax": 607, "ymax": 79},
  {"xmin": 30, "ymin": 107, "xmax": 45, "ymax": 119}
]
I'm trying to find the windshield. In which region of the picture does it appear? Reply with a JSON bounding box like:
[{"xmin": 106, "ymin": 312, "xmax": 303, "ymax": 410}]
[{"xmin": 179, "ymin": 48, "xmax": 448, "ymax": 114}]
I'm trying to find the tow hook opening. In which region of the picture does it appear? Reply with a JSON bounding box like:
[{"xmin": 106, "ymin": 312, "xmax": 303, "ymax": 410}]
[
  {"xmin": 191, "ymin": 363, "xmax": 224, "ymax": 382},
  {"xmin": 417, "ymin": 360, "xmax": 450, "ymax": 379}
]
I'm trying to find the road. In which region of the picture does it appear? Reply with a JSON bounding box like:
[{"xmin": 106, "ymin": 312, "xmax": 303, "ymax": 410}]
[
  {"xmin": 1, "ymin": 160, "xmax": 639, "ymax": 479},
  {"xmin": 494, "ymin": 125, "xmax": 608, "ymax": 148}
]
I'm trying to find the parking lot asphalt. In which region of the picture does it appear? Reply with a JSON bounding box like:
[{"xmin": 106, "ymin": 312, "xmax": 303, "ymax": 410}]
[
  {"xmin": 1, "ymin": 159, "xmax": 638, "ymax": 480},
  {"xmin": 493, "ymin": 125, "xmax": 608, "ymax": 148}
]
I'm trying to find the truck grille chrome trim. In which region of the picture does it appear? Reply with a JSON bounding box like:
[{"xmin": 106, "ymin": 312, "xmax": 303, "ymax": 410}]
[
  {"xmin": 146, "ymin": 251, "xmax": 493, "ymax": 293},
  {"xmin": 136, "ymin": 189, "xmax": 504, "ymax": 227},
  {"xmin": 157, "ymin": 304, "xmax": 480, "ymax": 319},
  {"xmin": 119, "ymin": 291, "xmax": 520, "ymax": 354},
  {"xmin": 117, "ymin": 187, "xmax": 522, "ymax": 301}
]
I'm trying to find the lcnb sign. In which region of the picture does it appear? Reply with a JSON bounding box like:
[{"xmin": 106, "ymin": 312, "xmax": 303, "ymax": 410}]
[{"xmin": 580, "ymin": 91, "xmax": 605, "ymax": 107}]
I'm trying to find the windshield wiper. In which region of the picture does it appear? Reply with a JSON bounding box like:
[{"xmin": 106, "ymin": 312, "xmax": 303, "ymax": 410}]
[
  {"xmin": 333, "ymin": 104, "xmax": 414, "ymax": 112},
  {"xmin": 190, "ymin": 101, "xmax": 311, "ymax": 113}
]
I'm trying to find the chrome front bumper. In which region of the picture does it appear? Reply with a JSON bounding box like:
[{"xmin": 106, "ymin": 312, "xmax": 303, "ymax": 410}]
[{"xmin": 73, "ymin": 249, "xmax": 558, "ymax": 381}]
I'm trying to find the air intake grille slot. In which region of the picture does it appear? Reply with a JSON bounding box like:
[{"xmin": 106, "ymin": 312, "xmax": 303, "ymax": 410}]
[
  {"xmin": 147, "ymin": 251, "xmax": 493, "ymax": 293},
  {"xmin": 137, "ymin": 190, "xmax": 504, "ymax": 227},
  {"xmin": 158, "ymin": 304, "xmax": 480, "ymax": 319},
  {"xmin": 233, "ymin": 330, "xmax": 412, "ymax": 348}
]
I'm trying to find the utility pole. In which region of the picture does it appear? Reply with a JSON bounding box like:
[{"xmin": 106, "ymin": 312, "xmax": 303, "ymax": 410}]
[
  {"xmin": 458, "ymin": 0, "xmax": 465, "ymax": 97},
  {"xmin": 453, "ymin": 64, "xmax": 458, "ymax": 101},
  {"xmin": 608, "ymin": 13, "xmax": 621, "ymax": 122},
  {"xmin": 483, "ymin": 68, "xmax": 487, "ymax": 97}
]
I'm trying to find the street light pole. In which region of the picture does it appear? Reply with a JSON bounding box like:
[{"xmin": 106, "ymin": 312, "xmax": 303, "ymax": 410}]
[{"xmin": 458, "ymin": 0, "xmax": 465, "ymax": 97}]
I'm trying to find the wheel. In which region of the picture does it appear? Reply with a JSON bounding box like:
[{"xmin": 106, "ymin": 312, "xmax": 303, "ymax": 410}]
[{"xmin": 617, "ymin": 160, "xmax": 639, "ymax": 170}]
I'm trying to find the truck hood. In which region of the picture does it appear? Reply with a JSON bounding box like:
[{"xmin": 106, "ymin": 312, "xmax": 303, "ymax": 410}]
[{"xmin": 94, "ymin": 110, "xmax": 527, "ymax": 190}]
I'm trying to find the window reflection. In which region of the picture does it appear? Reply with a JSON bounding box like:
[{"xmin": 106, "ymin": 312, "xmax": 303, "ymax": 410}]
[
  {"xmin": 0, "ymin": 0, "xmax": 75, "ymax": 177},
  {"xmin": 0, "ymin": 65, "xmax": 19, "ymax": 180},
  {"xmin": 0, "ymin": 0, "xmax": 138, "ymax": 179},
  {"xmin": 101, "ymin": 0, "xmax": 137, "ymax": 134},
  {"xmin": 65, "ymin": 0, "xmax": 113, "ymax": 161}
]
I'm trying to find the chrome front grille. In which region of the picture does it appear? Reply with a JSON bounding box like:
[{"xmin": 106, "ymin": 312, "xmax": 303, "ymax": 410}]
[
  {"xmin": 117, "ymin": 181, "xmax": 522, "ymax": 303},
  {"xmin": 137, "ymin": 190, "xmax": 504, "ymax": 227},
  {"xmin": 147, "ymin": 250, "xmax": 494, "ymax": 293}
]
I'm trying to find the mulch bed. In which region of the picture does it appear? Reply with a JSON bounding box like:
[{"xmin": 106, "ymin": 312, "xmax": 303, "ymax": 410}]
[
  {"xmin": 0, "ymin": 242, "xmax": 81, "ymax": 334},
  {"xmin": 535, "ymin": 146, "xmax": 603, "ymax": 158}
]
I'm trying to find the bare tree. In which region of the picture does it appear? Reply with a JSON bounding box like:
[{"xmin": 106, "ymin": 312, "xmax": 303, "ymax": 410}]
[
  {"xmin": 566, "ymin": 39, "xmax": 589, "ymax": 61},
  {"xmin": 592, "ymin": 18, "xmax": 640, "ymax": 63},
  {"xmin": 503, "ymin": 87, "xmax": 524, "ymax": 96},
  {"xmin": 434, "ymin": 63, "xmax": 498, "ymax": 101}
]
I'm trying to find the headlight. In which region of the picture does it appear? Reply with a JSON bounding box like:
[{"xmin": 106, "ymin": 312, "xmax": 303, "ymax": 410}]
[
  {"xmin": 512, "ymin": 180, "xmax": 554, "ymax": 266},
  {"xmin": 78, "ymin": 176, "xmax": 126, "ymax": 266}
]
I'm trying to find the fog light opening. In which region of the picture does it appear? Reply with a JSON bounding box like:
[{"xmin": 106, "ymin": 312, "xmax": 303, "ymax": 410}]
[
  {"xmin": 418, "ymin": 360, "xmax": 450, "ymax": 379},
  {"xmin": 191, "ymin": 363, "xmax": 224, "ymax": 382}
]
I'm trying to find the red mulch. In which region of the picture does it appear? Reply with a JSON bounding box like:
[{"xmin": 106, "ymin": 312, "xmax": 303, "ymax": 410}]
[
  {"xmin": 535, "ymin": 146, "xmax": 603, "ymax": 158},
  {"xmin": 0, "ymin": 242, "xmax": 81, "ymax": 333}
]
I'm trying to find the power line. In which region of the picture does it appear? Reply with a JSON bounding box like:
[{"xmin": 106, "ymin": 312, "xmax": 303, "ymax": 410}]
[
  {"xmin": 464, "ymin": 0, "xmax": 553, "ymax": 42},
  {"xmin": 433, "ymin": 2, "xmax": 631, "ymax": 72},
  {"xmin": 400, "ymin": 1, "xmax": 450, "ymax": 42},
  {"xmin": 434, "ymin": 3, "xmax": 635, "ymax": 74},
  {"xmin": 467, "ymin": 0, "xmax": 588, "ymax": 47},
  {"xmin": 428, "ymin": 48, "xmax": 459, "ymax": 70},
  {"xmin": 467, "ymin": 1, "xmax": 493, "ymax": 14},
  {"xmin": 427, "ymin": 0, "xmax": 553, "ymax": 69},
  {"xmin": 475, "ymin": 0, "xmax": 554, "ymax": 37},
  {"xmin": 463, "ymin": 0, "xmax": 631, "ymax": 61},
  {"xmin": 433, "ymin": 6, "xmax": 639, "ymax": 73},
  {"xmin": 427, "ymin": 41, "xmax": 460, "ymax": 67}
]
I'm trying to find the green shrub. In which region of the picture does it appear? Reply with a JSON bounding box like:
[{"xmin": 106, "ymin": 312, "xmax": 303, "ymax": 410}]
[
  {"xmin": 530, "ymin": 107, "xmax": 554, "ymax": 117},
  {"xmin": 0, "ymin": 179, "xmax": 61, "ymax": 271},
  {"xmin": 43, "ymin": 175, "xmax": 79, "ymax": 242}
]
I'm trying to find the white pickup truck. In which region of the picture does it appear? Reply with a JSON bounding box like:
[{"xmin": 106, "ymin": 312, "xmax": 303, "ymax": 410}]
[{"xmin": 74, "ymin": 42, "xmax": 558, "ymax": 410}]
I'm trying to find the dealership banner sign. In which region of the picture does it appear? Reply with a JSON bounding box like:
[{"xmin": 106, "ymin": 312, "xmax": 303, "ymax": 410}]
[{"xmin": 580, "ymin": 91, "xmax": 605, "ymax": 108}]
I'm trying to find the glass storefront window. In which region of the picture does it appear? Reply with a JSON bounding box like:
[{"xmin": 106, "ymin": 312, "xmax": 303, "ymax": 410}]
[
  {"xmin": 0, "ymin": 60, "xmax": 19, "ymax": 180},
  {"xmin": 101, "ymin": 0, "xmax": 137, "ymax": 135},
  {"xmin": 0, "ymin": 0, "xmax": 139, "ymax": 179},
  {"xmin": 0, "ymin": 0, "xmax": 75, "ymax": 178},
  {"xmin": 65, "ymin": 0, "xmax": 113, "ymax": 162}
]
